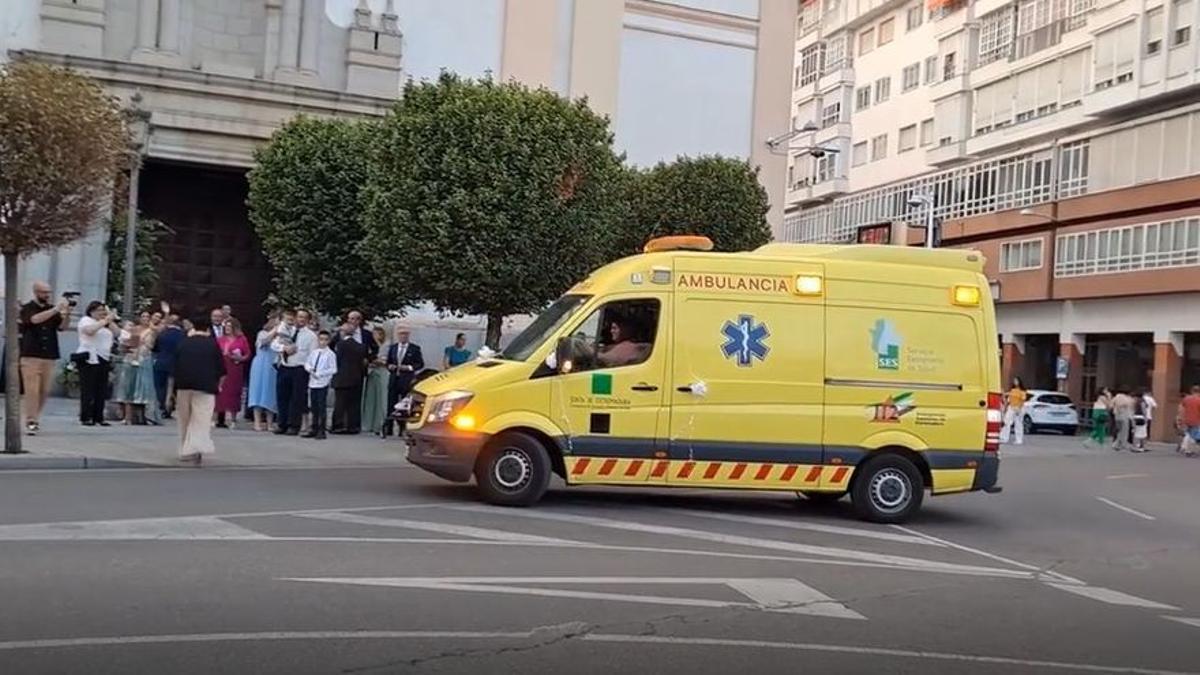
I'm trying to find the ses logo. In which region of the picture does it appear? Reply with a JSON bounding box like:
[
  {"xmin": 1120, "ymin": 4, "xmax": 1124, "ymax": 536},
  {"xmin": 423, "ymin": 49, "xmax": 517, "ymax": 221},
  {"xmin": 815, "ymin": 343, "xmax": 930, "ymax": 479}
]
[{"xmin": 870, "ymin": 319, "xmax": 901, "ymax": 371}]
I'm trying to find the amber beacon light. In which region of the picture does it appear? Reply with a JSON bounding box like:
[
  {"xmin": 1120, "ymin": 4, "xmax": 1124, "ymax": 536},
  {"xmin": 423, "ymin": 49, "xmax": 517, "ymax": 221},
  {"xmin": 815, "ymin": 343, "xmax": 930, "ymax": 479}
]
[{"xmin": 643, "ymin": 235, "xmax": 715, "ymax": 253}]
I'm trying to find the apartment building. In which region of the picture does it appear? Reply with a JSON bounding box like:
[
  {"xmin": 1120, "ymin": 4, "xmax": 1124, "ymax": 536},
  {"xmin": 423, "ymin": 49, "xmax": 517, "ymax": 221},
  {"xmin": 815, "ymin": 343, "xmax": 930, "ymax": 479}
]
[
  {"xmin": 0, "ymin": 0, "xmax": 793, "ymax": 330},
  {"xmin": 784, "ymin": 0, "xmax": 1200, "ymax": 440}
]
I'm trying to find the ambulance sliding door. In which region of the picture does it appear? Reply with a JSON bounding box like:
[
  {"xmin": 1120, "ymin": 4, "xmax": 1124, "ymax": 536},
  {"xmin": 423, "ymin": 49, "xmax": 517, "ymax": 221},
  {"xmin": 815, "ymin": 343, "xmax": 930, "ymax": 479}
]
[{"xmin": 666, "ymin": 259, "xmax": 825, "ymax": 488}]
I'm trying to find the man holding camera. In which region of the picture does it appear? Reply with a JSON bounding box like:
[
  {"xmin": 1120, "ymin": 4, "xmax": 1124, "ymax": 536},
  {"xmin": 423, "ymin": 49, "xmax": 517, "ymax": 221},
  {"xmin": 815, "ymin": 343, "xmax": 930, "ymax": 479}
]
[{"xmin": 19, "ymin": 282, "xmax": 73, "ymax": 435}]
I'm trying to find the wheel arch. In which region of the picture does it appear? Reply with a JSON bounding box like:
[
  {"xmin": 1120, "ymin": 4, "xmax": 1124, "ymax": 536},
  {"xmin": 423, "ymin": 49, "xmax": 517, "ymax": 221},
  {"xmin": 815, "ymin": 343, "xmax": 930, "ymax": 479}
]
[
  {"xmin": 478, "ymin": 426, "xmax": 566, "ymax": 479},
  {"xmin": 851, "ymin": 445, "xmax": 933, "ymax": 493}
]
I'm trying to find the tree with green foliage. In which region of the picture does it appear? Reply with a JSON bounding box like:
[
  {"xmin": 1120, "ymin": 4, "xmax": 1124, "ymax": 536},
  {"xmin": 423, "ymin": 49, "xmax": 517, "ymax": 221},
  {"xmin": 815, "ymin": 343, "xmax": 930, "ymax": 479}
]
[
  {"xmin": 0, "ymin": 62, "xmax": 127, "ymax": 453},
  {"xmin": 623, "ymin": 155, "xmax": 772, "ymax": 255},
  {"xmin": 360, "ymin": 74, "xmax": 630, "ymax": 347},
  {"xmin": 106, "ymin": 213, "xmax": 172, "ymax": 311},
  {"xmin": 248, "ymin": 116, "xmax": 390, "ymax": 317}
]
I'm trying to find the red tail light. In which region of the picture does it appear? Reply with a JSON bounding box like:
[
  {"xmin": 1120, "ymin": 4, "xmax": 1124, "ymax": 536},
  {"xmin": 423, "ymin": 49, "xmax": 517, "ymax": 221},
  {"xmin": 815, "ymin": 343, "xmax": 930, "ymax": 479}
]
[{"xmin": 985, "ymin": 392, "xmax": 1003, "ymax": 453}]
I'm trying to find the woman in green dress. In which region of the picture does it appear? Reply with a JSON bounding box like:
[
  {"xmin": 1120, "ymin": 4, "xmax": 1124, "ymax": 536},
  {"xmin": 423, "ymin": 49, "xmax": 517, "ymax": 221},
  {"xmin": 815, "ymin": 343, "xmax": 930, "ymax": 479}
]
[{"xmin": 361, "ymin": 326, "xmax": 390, "ymax": 437}]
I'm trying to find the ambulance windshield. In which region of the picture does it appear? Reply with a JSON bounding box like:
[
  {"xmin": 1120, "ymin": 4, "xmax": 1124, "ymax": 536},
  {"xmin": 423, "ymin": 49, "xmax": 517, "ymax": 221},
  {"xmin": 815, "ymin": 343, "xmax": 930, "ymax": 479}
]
[{"xmin": 499, "ymin": 294, "xmax": 591, "ymax": 361}]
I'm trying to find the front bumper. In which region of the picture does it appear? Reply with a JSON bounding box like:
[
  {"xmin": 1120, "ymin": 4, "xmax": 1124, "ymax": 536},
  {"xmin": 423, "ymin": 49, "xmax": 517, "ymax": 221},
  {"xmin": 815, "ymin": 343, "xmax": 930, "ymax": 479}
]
[
  {"xmin": 971, "ymin": 452, "xmax": 1002, "ymax": 493},
  {"xmin": 405, "ymin": 425, "xmax": 490, "ymax": 483}
]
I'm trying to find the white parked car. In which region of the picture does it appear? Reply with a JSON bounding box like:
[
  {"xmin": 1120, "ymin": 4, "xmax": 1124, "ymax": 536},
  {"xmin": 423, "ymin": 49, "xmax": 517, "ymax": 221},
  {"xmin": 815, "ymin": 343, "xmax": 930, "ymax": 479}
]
[{"xmin": 1022, "ymin": 390, "xmax": 1079, "ymax": 435}]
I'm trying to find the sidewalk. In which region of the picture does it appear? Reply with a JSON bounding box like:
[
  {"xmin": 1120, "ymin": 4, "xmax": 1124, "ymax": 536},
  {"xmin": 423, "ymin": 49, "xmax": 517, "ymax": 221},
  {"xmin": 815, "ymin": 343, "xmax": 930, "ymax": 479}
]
[{"xmin": 0, "ymin": 397, "xmax": 411, "ymax": 470}]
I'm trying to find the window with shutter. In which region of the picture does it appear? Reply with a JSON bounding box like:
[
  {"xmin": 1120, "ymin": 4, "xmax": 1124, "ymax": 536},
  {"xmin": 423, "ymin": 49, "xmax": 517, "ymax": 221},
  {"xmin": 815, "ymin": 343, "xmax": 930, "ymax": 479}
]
[
  {"xmin": 1059, "ymin": 48, "xmax": 1088, "ymax": 105},
  {"xmin": 1146, "ymin": 7, "xmax": 1164, "ymax": 54}
]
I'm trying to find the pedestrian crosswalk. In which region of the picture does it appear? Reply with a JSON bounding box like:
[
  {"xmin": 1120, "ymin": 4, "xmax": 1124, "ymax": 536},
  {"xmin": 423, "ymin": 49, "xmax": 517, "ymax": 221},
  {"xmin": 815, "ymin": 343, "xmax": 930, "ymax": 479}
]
[{"xmin": 0, "ymin": 499, "xmax": 1189, "ymax": 629}]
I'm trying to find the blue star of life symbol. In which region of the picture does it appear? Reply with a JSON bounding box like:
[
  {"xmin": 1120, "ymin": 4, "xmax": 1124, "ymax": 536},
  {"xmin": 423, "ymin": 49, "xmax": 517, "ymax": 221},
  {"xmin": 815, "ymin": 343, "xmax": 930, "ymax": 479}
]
[{"xmin": 721, "ymin": 315, "xmax": 770, "ymax": 367}]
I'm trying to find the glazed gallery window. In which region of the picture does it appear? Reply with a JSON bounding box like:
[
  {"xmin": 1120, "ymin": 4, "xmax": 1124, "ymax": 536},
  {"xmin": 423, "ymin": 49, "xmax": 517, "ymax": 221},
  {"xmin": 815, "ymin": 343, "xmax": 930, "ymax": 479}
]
[{"xmin": 1000, "ymin": 238, "xmax": 1044, "ymax": 272}]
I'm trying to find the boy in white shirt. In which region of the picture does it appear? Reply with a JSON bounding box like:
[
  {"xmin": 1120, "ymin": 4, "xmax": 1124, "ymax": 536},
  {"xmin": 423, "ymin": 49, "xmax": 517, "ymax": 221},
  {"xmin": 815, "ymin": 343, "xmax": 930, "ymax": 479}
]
[{"xmin": 304, "ymin": 330, "xmax": 337, "ymax": 440}]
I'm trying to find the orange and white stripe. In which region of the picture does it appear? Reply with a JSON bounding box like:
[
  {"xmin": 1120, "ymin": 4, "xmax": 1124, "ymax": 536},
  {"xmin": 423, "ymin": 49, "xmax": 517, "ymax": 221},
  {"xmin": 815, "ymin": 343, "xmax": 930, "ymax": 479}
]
[{"xmin": 567, "ymin": 457, "xmax": 853, "ymax": 491}]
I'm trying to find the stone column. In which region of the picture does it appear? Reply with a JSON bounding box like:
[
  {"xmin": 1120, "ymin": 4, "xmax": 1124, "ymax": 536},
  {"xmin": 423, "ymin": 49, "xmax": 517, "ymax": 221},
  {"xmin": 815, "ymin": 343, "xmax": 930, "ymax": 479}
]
[
  {"xmin": 158, "ymin": 0, "xmax": 181, "ymax": 52},
  {"xmin": 136, "ymin": 0, "xmax": 159, "ymax": 51},
  {"xmin": 1058, "ymin": 335, "xmax": 1084, "ymax": 404},
  {"xmin": 299, "ymin": 0, "xmax": 322, "ymax": 73},
  {"xmin": 279, "ymin": 0, "xmax": 302, "ymax": 70},
  {"xmin": 264, "ymin": 0, "xmax": 283, "ymax": 75},
  {"xmin": 1151, "ymin": 332, "xmax": 1183, "ymax": 442},
  {"xmin": 1001, "ymin": 335, "xmax": 1025, "ymax": 388}
]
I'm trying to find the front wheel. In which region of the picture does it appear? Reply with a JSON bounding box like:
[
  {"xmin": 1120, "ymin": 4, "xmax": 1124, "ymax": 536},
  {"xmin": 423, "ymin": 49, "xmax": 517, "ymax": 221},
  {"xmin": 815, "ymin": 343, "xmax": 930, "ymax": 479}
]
[
  {"xmin": 850, "ymin": 454, "xmax": 925, "ymax": 524},
  {"xmin": 474, "ymin": 432, "xmax": 553, "ymax": 507},
  {"xmin": 1022, "ymin": 416, "xmax": 1034, "ymax": 435}
]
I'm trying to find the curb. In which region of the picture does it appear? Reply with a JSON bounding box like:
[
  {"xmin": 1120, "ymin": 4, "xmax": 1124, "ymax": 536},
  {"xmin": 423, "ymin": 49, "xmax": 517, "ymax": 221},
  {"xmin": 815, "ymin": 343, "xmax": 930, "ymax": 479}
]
[{"xmin": 0, "ymin": 456, "xmax": 161, "ymax": 471}]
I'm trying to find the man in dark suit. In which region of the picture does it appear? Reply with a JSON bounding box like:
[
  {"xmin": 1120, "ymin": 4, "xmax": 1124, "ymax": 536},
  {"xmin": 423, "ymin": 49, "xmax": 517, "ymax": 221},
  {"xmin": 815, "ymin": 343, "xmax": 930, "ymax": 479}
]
[
  {"xmin": 331, "ymin": 322, "xmax": 367, "ymax": 434},
  {"xmin": 384, "ymin": 325, "xmax": 424, "ymax": 437},
  {"xmin": 330, "ymin": 310, "xmax": 377, "ymax": 434}
]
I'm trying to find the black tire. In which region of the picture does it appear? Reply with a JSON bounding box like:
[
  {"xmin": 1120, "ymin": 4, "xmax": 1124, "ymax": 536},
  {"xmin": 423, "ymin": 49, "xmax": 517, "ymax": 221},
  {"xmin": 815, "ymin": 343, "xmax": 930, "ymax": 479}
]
[
  {"xmin": 474, "ymin": 432, "xmax": 553, "ymax": 507},
  {"xmin": 1062, "ymin": 426, "xmax": 1078, "ymax": 436},
  {"xmin": 797, "ymin": 491, "xmax": 846, "ymax": 505},
  {"xmin": 850, "ymin": 454, "xmax": 925, "ymax": 524},
  {"xmin": 1022, "ymin": 416, "xmax": 1035, "ymax": 435}
]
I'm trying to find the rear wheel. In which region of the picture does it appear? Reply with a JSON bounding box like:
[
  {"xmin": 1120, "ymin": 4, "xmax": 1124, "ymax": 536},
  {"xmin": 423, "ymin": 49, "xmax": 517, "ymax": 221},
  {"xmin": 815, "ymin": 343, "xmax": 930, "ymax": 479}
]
[
  {"xmin": 797, "ymin": 491, "xmax": 846, "ymax": 505},
  {"xmin": 474, "ymin": 432, "xmax": 552, "ymax": 507},
  {"xmin": 850, "ymin": 454, "xmax": 925, "ymax": 523}
]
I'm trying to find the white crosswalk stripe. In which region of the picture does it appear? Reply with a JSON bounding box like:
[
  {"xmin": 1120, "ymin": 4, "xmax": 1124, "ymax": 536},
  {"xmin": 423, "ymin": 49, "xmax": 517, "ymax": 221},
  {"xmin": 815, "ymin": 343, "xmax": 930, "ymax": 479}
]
[
  {"xmin": 294, "ymin": 510, "xmax": 576, "ymax": 544},
  {"xmin": 663, "ymin": 508, "xmax": 942, "ymax": 546},
  {"xmin": 448, "ymin": 504, "xmax": 1031, "ymax": 579},
  {"xmin": 0, "ymin": 516, "xmax": 268, "ymax": 541},
  {"xmin": 1046, "ymin": 583, "xmax": 1178, "ymax": 611}
]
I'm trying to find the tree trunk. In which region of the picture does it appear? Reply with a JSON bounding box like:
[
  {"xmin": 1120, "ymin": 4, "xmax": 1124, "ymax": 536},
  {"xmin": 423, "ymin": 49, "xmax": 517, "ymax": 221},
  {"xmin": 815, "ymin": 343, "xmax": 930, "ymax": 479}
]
[
  {"xmin": 4, "ymin": 252, "xmax": 22, "ymax": 453},
  {"xmin": 485, "ymin": 312, "xmax": 504, "ymax": 350}
]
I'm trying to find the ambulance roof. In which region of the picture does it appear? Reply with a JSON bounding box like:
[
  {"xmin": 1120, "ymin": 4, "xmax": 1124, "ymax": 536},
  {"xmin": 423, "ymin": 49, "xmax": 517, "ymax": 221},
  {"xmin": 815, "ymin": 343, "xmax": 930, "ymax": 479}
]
[{"xmin": 751, "ymin": 243, "xmax": 984, "ymax": 273}]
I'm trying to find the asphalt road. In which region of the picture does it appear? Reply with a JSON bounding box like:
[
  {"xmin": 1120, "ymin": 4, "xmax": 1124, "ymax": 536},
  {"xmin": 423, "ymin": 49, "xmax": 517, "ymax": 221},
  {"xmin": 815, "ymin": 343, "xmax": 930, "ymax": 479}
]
[{"xmin": 0, "ymin": 442, "xmax": 1198, "ymax": 674}]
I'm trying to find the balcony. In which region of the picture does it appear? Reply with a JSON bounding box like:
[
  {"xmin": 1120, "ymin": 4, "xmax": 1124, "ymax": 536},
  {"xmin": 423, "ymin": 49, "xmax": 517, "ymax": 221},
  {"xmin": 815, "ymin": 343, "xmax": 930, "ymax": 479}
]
[
  {"xmin": 787, "ymin": 177, "xmax": 850, "ymax": 206},
  {"xmin": 929, "ymin": 71, "xmax": 970, "ymax": 100},
  {"xmin": 818, "ymin": 66, "xmax": 855, "ymax": 92},
  {"xmin": 925, "ymin": 138, "xmax": 968, "ymax": 166}
]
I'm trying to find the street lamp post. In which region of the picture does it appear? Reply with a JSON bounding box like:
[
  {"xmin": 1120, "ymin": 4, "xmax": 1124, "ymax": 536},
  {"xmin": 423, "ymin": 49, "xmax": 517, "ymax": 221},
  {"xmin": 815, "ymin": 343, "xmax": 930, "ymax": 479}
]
[
  {"xmin": 907, "ymin": 192, "xmax": 936, "ymax": 248},
  {"xmin": 124, "ymin": 92, "xmax": 151, "ymax": 319}
]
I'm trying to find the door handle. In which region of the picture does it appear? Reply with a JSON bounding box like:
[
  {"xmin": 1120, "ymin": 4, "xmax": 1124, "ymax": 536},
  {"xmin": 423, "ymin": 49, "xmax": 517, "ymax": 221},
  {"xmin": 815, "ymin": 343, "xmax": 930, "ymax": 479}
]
[
  {"xmin": 631, "ymin": 383, "xmax": 659, "ymax": 392},
  {"xmin": 676, "ymin": 385, "xmax": 693, "ymax": 393}
]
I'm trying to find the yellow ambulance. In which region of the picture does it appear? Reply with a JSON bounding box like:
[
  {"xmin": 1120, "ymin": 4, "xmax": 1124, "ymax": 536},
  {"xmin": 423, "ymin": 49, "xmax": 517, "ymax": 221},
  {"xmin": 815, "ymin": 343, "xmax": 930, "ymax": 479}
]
[{"xmin": 405, "ymin": 236, "xmax": 1003, "ymax": 523}]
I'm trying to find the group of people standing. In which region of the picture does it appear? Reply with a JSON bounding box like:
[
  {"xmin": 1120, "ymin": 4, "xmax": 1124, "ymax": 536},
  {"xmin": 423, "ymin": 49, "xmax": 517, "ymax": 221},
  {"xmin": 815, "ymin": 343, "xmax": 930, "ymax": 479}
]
[
  {"xmin": 1090, "ymin": 384, "xmax": 1200, "ymax": 456},
  {"xmin": 246, "ymin": 309, "xmax": 429, "ymax": 440},
  {"xmin": 997, "ymin": 376, "xmax": 1200, "ymax": 454},
  {"xmin": 16, "ymin": 281, "xmax": 479, "ymax": 462}
]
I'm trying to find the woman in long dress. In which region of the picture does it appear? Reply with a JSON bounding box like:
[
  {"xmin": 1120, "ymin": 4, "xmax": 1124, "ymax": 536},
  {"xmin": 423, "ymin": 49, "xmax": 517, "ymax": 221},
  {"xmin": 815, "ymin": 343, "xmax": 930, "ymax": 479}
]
[
  {"xmin": 248, "ymin": 312, "xmax": 281, "ymax": 431},
  {"xmin": 114, "ymin": 312, "xmax": 159, "ymax": 424},
  {"xmin": 215, "ymin": 317, "xmax": 250, "ymax": 429},
  {"xmin": 361, "ymin": 326, "xmax": 390, "ymax": 437}
]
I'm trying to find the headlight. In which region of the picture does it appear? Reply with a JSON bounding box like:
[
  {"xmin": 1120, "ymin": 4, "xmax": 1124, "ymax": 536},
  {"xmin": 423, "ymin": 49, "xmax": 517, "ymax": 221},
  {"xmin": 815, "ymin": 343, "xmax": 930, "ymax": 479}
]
[{"xmin": 426, "ymin": 390, "xmax": 474, "ymax": 424}]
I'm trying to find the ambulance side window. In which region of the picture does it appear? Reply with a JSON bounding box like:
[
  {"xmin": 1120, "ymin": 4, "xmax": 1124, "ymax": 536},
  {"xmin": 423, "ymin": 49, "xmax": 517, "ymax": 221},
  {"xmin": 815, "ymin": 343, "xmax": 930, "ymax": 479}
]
[{"xmin": 562, "ymin": 299, "xmax": 660, "ymax": 373}]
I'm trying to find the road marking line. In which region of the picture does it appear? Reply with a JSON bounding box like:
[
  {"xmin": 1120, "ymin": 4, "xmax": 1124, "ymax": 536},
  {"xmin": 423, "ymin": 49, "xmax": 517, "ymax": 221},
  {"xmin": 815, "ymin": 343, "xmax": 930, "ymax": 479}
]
[
  {"xmin": 581, "ymin": 634, "xmax": 1200, "ymax": 675},
  {"xmin": 0, "ymin": 631, "xmax": 535, "ymax": 651},
  {"xmin": 0, "ymin": 502, "xmax": 440, "ymax": 532},
  {"xmin": 1163, "ymin": 616, "xmax": 1200, "ymax": 629},
  {"xmin": 1046, "ymin": 583, "xmax": 1178, "ymax": 611},
  {"xmin": 1096, "ymin": 497, "xmax": 1156, "ymax": 521},
  {"xmin": 889, "ymin": 524, "xmax": 1084, "ymax": 585},
  {"xmin": 665, "ymin": 508, "xmax": 942, "ymax": 546},
  {"xmin": 1105, "ymin": 473, "xmax": 1150, "ymax": 480},
  {"xmin": 285, "ymin": 576, "xmax": 865, "ymax": 619},
  {"xmin": 0, "ymin": 630, "xmax": 1190, "ymax": 672},
  {"xmin": 294, "ymin": 511, "xmax": 574, "ymax": 544},
  {"xmin": 0, "ymin": 516, "xmax": 269, "ymax": 541},
  {"xmin": 449, "ymin": 505, "xmax": 1030, "ymax": 578}
]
